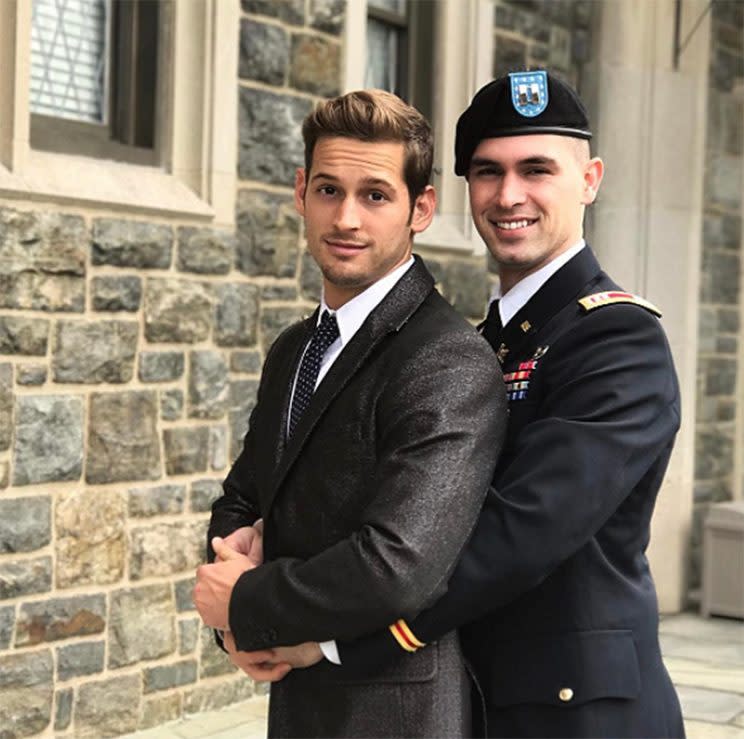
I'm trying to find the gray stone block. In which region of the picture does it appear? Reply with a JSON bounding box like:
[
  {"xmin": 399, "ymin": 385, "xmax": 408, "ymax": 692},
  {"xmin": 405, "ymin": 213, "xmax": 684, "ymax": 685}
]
[
  {"xmin": 16, "ymin": 364, "xmax": 47, "ymax": 386},
  {"xmin": 310, "ymin": 0, "xmax": 344, "ymax": 34},
  {"xmin": 290, "ymin": 33, "xmax": 341, "ymax": 96},
  {"xmin": 230, "ymin": 350, "xmax": 262, "ymax": 374},
  {"xmin": 0, "ymin": 315, "xmax": 49, "ymax": 355},
  {"xmin": 161, "ymin": 388, "xmax": 184, "ymax": 421},
  {"xmin": 189, "ymin": 350, "xmax": 229, "ymax": 420},
  {"xmin": 184, "ymin": 676, "xmax": 252, "ymax": 715},
  {"xmin": 139, "ymin": 351, "xmax": 185, "ymax": 382},
  {"xmin": 108, "ymin": 584, "xmax": 176, "ymax": 667},
  {"xmin": 704, "ymin": 357, "xmax": 738, "ymax": 396},
  {"xmin": 86, "ymin": 391, "xmax": 161, "ymax": 484},
  {"xmin": 0, "ymin": 461, "xmax": 6, "ymax": 489},
  {"xmin": 261, "ymin": 306, "xmax": 305, "ymax": 352},
  {"xmin": 13, "ymin": 395, "xmax": 83, "ymax": 485},
  {"xmin": 0, "ymin": 605, "xmax": 14, "ymax": 648},
  {"xmin": 191, "ymin": 479, "xmax": 223, "ymax": 513},
  {"xmin": 128, "ymin": 484, "xmax": 187, "ymax": 517},
  {"xmin": 145, "ymin": 277, "xmax": 213, "ymax": 343},
  {"xmin": 236, "ymin": 189, "xmax": 300, "ymax": 277},
  {"xmin": 210, "ymin": 424, "xmax": 228, "ymax": 470},
  {"xmin": 163, "ymin": 427, "xmax": 210, "ymax": 475},
  {"xmin": 260, "ymin": 284, "xmax": 298, "ymax": 301},
  {"xmin": 140, "ymin": 694, "xmax": 182, "ymax": 730},
  {"xmin": 55, "ymin": 489, "xmax": 126, "ymax": 588},
  {"xmin": 443, "ymin": 260, "xmax": 490, "ymax": 319},
  {"xmin": 493, "ymin": 35, "xmax": 527, "ymax": 75},
  {"xmin": 241, "ymin": 0, "xmax": 304, "ymax": 24},
  {"xmin": 91, "ymin": 275, "xmax": 142, "ymax": 312},
  {"xmin": 144, "ymin": 659, "xmax": 198, "ymax": 693},
  {"xmin": 0, "ymin": 496, "xmax": 51, "ymax": 553},
  {"xmin": 53, "ymin": 320, "xmax": 138, "ymax": 383},
  {"xmin": 238, "ymin": 88, "xmax": 312, "ymax": 186},
  {"xmin": 200, "ymin": 625, "xmax": 237, "ymax": 678},
  {"xmin": 0, "ymin": 363, "xmax": 11, "ymax": 450},
  {"xmin": 701, "ymin": 250, "xmax": 740, "ymax": 304},
  {"xmin": 239, "ymin": 18, "xmax": 289, "ymax": 85},
  {"xmin": 16, "ymin": 595, "xmax": 106, "ymax": 646},
  {"xmin": 174, "ymin": 577, "xmax": 196, "ymax": 612},
  {"xmin": 179, "ymin": 618, "xmax": 200, "ymax": 654},
  {"xmin": 92, "ymin": 218, "xmax": 172, "ymax": 269},
  {"xmin": 215, "ymin": 283, "xmax": 259, "ymax": 347},
  {"xmin": 74, "ymin": 675, "xmax": 140, "ymax": 738},
  {"xmin": 129, "ymin": 521, "xmax": 206, "ymax": 580},
  {"xmin": 57, "ymin": 641, "xmax": 105, "ymax": 681},
  {"xmin": 0, "ymin": 556, "xmax": 52, "ymax": 599},
  {"xmin": 514, "ymin": 6, "xmax": 551, "ymax": 42},
  {"xmin": 0, "ymin": 650, "xmax": 53, "ymax": 739},
  {"xmin": 177, "ymin": 226, "xmax": 236, "ymax": 275},
  {"xmin": 695, "ymin": 427, "xmax": 735, "ymax": 480},
  {"xmin": 573, "ymin": 0, "xmax": 594, "ymax": 28},
  {"xmin": 54, "ymin": 688, "xmax": 73, "ymax": 731},
  {"xmin": 300, "ymin": 250, "xmax": 323, "ymax": 302},
  {"xmin": 719, "ymin": 307, "xmax": 740, "ymax": 333},
  {"xmin": 0, "ymin": 208, "xmax": 86, "ymax": 312}
]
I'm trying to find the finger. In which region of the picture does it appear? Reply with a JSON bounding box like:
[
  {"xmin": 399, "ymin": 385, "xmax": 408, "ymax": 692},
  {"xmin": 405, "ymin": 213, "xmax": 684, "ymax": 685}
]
[
  {"xmin": 243, "ymin": 662, "xmax": 292, "ymax": 682},
  {"xmin": 211, "ymin": 537, "xmax": 243, "ymax": 562},
  {"xmin": 254, "ymin": 519, "xmax": 264, "ymax": 535}
]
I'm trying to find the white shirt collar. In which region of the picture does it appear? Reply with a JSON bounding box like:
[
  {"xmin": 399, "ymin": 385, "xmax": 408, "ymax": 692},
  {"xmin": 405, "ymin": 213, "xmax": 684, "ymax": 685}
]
[
  {"xmin": 491, "ymin": 240, "xmax": 585, "ymax": 327},
  {"xmin": 319, "ymin": 256, "xmax": 415, "ymax": 346}
]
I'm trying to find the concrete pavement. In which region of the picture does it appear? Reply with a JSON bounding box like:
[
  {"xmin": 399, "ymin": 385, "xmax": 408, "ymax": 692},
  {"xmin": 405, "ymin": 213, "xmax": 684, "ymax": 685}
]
[{"xmin": 126, "ymin": 611, "xmax": 744, "ymax": 739}]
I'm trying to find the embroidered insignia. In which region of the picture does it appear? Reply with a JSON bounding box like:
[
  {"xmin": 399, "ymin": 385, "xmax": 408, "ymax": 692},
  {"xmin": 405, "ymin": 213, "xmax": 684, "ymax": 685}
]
[
  {"xmin": 578, "ymin": 291, "xmax": 662, "ymax": 317},
  {"xmin": 509, "ymin": 70, "xmax": 548, "ymax": 118},
  {"xmin": 496, "ymin": 343, "xmax": 509, "ymax": 365},
  {"xmin": 532, "ymin": 346, "xmax": 549, "ymax": 360},
  {"xmin": 520, "ymin": 320, "xmax": 532, "ymax": 333}
]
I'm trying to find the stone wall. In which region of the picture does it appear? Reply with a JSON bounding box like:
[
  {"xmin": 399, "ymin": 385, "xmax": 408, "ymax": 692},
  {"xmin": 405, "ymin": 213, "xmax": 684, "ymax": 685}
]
[{"xmin": 692, "ymin": 0, "xmax": 744, "ymax": 592}]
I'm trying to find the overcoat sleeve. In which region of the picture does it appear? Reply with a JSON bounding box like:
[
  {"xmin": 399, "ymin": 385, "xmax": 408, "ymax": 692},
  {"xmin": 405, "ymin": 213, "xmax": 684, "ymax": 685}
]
[
  {"xmin": 337, "ymin": 303, "xmax": 681, "ymax": 673},
  {"xmin": 227, "ymin": 331, "xmax": 506, "ymax": 651}
]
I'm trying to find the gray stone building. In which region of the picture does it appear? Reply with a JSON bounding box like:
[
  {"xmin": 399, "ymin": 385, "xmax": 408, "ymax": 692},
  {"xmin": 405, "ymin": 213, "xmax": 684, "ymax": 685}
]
[{"xmin": 0, "ymin": 0, "xmax": 741, "ymax": 736}]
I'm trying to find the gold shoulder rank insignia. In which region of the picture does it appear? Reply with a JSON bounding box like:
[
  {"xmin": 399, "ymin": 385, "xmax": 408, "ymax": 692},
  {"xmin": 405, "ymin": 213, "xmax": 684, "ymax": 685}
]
[{"xmin": 578, "ymin": 291, "xmax": 661, "ymax": 317}]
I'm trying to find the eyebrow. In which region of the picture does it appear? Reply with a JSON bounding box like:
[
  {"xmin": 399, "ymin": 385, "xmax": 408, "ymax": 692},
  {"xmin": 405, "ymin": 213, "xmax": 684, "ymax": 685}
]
[
  {"xmin": 470, "ymin": 155, "xmax": 559, "ymax": 168},
  {"xmin": 309, "ymin": 172, "xmax": 396, "ymax": 189}
]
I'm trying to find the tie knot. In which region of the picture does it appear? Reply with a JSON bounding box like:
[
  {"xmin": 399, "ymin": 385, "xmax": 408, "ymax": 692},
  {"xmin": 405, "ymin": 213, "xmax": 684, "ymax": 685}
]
[
  {"xmin": 486, "ymin": 300, "xmax": 501, "ymax": 327},
  {"xmin": 316, "ymin": 311, "xmax": 340, "ymax": 350}
]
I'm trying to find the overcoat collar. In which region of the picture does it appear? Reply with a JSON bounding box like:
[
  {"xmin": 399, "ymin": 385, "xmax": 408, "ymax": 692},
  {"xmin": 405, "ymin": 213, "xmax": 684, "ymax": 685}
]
[
  {"xmin": 490, "ymin": 246, "xmax": 603, "ymax": 364},
  {"xmin": 265, "ymin": 255, "xmax": 435, "ymax": 511}
]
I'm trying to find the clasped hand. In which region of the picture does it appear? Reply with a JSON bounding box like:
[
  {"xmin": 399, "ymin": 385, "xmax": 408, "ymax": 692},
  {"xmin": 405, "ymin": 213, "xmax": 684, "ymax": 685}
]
[{"xmin": 193, "ymin": 521, "xmax": 322, "ymax": 682}]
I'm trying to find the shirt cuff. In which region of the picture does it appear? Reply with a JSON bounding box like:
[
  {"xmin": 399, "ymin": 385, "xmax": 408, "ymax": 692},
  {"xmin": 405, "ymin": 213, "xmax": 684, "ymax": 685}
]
[{"xmin": 319, "ymin": 639, "xmax": 341, "ymax": 665}]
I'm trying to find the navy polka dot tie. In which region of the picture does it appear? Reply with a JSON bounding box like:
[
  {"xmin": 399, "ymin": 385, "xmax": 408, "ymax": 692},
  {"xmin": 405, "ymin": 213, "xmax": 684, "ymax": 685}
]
[{"xmin": 288, "ymin": 310, "xmax": 340, "ymax": 438}]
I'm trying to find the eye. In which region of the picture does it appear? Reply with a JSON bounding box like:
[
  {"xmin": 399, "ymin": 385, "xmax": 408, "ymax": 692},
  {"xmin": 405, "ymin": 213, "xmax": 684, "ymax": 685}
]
[
  {"xmin": 318, "ymin": 185, "xmax": 337, "ymax": 196},
  {"xmin": 368, "ymin": 191, "xmax": 387, "ymax": 203},
  {"xmin": 525, "ymin": 167, "xmax": 550, "ymax": 176},
  {"xmin": 471, "ymin": 166, "xmax": 501, "ymax": 178}
]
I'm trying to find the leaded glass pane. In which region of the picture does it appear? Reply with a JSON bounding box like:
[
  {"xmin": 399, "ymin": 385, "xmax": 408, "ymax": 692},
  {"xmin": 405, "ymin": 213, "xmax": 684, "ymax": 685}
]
[
  {"xmin": 30, "ymin": 0, "xmax": 110, "ymax": 123},
  {"xmin": 366, "ymin": 18, "xmax": 399, "ymax": 92}
]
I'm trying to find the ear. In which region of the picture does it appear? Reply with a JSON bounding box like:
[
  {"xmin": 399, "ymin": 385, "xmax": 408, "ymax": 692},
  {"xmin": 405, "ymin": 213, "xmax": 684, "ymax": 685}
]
[
  {"xmin": 410, "ymin": 185, "xmax": 437, "ymax": 234},
  {"xmin": 294, "ymin": 168, "xmax": 307, "ymax": 216},
  {"xmin": 581, "ymin": 157, "xmax": 604, "ymax": 205}
]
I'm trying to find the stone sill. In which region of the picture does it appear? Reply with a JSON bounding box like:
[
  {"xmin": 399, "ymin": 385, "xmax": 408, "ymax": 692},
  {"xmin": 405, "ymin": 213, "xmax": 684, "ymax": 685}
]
[
  {"xmin": 416, "ymin": 211, "xmax": 486, "ymax": 255},
  {"xmin": 0, "ymin": 151, "xmax": 215, "ymax": 221}
]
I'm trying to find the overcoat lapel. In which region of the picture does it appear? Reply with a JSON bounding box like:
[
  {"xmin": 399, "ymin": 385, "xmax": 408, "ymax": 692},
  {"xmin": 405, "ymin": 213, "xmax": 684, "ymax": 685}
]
[
  {"xmin": 491, "ymin": 246, "xmax": 604, "ymax": 363},
  {"xmin": 266, "ymin": 257, "xmax": 435, "ymax": 513}
]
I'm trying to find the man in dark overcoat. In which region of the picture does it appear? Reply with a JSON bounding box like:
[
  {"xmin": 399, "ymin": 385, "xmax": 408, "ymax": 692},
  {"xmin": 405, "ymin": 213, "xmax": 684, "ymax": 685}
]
[
  {"xmin": 193, "ymin": 89, "xmax": 506, "ymax": 738},
  {"xmin": 256, "ymin": 71, "xmax": 686, "ymax": 739}
]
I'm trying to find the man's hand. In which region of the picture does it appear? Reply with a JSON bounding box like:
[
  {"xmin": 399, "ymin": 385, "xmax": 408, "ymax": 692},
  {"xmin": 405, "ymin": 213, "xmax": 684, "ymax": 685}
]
[
  {"xmin": 194, "ymin": 539, "xmax": 255, "ymax": 630},
  {"xmin": 223, "ymin": 631, "xmax": 292, "ymax": 682},
  {"xmin": 272, "ymin": 642, "xmax": 323, "ymax": 669},
  {"xmin": 217, "ymin": 520, "xmax": 264, "ymax": 567}
]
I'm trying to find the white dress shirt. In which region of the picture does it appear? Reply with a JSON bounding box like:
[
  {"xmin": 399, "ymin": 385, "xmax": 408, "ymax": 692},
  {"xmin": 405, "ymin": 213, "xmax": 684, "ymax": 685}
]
[
  {"xmin": 286, "ymin": 256, "xmax": 415, "ymax": 664},
  {"xmin": 491, "ymin": 240, "xmax": 585, "ymax": 326}
]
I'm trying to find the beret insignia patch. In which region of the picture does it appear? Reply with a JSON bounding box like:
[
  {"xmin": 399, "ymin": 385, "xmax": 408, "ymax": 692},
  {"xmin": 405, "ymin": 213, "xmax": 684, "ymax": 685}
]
[{"xmin": 510, "ymin": 70, "xmax": 548, "ymax": 117}]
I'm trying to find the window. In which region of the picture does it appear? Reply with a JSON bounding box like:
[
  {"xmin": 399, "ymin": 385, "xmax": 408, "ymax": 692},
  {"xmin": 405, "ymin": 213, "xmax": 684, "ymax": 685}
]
[{"xmin": 29, "ymin": 0, "xmax": 160, "ymax": 165}]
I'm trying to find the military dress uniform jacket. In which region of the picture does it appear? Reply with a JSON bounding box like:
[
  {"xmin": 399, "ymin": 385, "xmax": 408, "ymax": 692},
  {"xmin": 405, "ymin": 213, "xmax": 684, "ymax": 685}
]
[
  {"xmin": 338, "ymin": 247, "xmax": 685, "ymax": 738},
  {"xmin": 207, "ymin": 257, "xmax": 507, "ymax": 738}
]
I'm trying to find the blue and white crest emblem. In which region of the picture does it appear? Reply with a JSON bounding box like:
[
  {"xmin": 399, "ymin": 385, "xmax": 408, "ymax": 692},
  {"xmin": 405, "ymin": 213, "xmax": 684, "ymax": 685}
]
[{"xmin": 509, "ymin": 71, "xmax": 548, "ymax": 117}]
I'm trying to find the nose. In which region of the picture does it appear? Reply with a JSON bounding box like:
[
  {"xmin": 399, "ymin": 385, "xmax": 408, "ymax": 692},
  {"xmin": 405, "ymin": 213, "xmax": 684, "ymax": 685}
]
[
  {"xmin": 334, "ymin": 196, "xmax": 361, "ymax": 231},
  {"xmin": 495, "ymin": 172, "xmax": 526, "ymax": 210}
]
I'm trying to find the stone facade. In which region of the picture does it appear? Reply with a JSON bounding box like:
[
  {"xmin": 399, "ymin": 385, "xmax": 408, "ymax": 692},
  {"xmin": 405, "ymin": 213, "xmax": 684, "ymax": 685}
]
[{"xmin": 692, "ymin": 0, "xmax": 744, "ymax": 591}]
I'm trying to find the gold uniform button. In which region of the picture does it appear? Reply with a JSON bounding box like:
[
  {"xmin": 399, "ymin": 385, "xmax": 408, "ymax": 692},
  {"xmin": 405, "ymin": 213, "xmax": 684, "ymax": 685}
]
[{"xmin": 558, "ymin": 688, "xmax": 574, "ymax": 702}]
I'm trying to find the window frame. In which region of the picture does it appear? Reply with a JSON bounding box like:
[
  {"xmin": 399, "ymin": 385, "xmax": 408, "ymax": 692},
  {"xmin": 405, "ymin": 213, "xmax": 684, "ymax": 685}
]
[
  {"xmin": 0, "ymin": 0, "xmax": 237, "ymax": 225},
  {"xmin": 346, "ymin": 0, "xmax": 494, "ymax": 254}
]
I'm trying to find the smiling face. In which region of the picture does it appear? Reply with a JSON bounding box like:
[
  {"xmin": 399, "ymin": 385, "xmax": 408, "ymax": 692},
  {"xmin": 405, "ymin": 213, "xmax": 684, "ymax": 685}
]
[
  {"xmin": 467, "ymin": 134, "xmax": 603, "ymax": 294},
  {"xmin": 295, "ymin": 136, "xmax": 436, "ymax": 309}
]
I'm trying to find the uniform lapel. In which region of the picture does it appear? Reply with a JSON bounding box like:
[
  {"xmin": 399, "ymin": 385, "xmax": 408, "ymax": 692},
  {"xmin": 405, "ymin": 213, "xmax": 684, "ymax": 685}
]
[
  {"xmin": 490, "ymin": 246, "xmax": 604, "ymax": 363},
  {"xmin": 267, "ymin": 257, "xmax": 435, "ymax": 510}
]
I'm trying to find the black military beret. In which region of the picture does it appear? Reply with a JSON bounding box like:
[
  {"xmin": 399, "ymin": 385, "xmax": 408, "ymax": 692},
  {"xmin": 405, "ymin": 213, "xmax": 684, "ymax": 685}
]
[{"xmin": 455, "ymin": 70, "xmax": 592, "ymax": 175}]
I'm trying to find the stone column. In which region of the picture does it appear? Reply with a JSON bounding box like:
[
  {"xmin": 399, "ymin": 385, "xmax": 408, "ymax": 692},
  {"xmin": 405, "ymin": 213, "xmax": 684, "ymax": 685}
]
[{"xmin": 586, "ymin": 0, "xmax": 710, "ymax": 611}]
